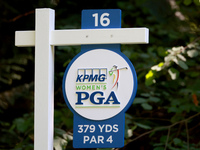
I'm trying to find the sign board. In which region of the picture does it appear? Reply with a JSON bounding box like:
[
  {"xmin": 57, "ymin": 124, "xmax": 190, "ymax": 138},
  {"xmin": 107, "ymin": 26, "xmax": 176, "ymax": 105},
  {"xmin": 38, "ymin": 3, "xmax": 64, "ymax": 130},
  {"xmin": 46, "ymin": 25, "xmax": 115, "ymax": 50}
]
[
  {"xmin": 62, "ymin": 9, "xmax": 137, "ymax": 148},
  {"xmin": 15, "ymin": 8, "xmax": 148, "ymax": 150}
]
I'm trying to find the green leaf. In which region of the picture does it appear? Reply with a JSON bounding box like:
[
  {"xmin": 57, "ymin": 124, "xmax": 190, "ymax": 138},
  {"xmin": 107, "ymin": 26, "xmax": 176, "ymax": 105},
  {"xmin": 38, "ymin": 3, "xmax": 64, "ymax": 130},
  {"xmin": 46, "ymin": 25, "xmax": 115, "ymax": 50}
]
[
  {"xmin": 173, "ymin": 138, "xmax": 182, "ymax": 145},
  {"xmin": 54, "ymin": 128, "xmax": 72, "ymax": 140},
  {"xmin": 171, "ymin": 100, "xmax": 181, "ymax": 106},
  {"xmin": 132, "ymin": 125, "xmax": 137, "ymax": 131},
  {"xmin": 141, "ymin": 103, "xmax": 153, "ymax": 110},
  {"xmin": 194, "ymin": 0, "xmax": 200, "ymax": 6},
  {"xmin": 188, "ymin": 71, "xmax": 200, "ymax": 77},
  {"xmin": 171, "ymin": 114, "xmax": 185, "ymax": 123},
  {"xmin": 149, "ymin": 131, "xmax": 156, "ymax": 137},
  {"xmin": 14, "ymin": 117, "xmax": 32, "ymax": 133},
  {"xmin": 180, "ymin": 104, "xmax": 191, "ymax": 113},
  {"xmin": 168, "ymin": 68, "xmax": 179, "ymax": 80},
  {"xmin": 140, "ymin": 53, "xmax": 150, "ymax": 58},
  {"xmin": 184, "ymin": 0, "xmax": 192, "ymax": 5},
  {"xmin": 134, "ymin": 122, "xmax": 152, "ymax": 129},
  {"xmin": 14, "ymin": 118, "xmax": 25, "ymax": 133},
  {"xmin": 149, "ymin": 96, "xmax": 160, "ymax": 103},
  {"xmin": 145, "ymin": 70, "xmax": 156, "ymax": 86},
  {"xmin": 11, "ymin": 65, "xmax": 26, "ymax": 72},
  {"xmin": 63, "ymin": 59, "xmax": 71, "ymax": 67},
  {"xmin": 168, "ymin": 106, "xmax": 178, "ymax": 113},
  {"xmin": 189, "ymin": 79, "xmax": 200, "ymax": 92},
  {"xmin": 160, "ymin": 135, "xmax": 167, "ymax": 143},
  {"xmin": 140, "ymin": 93, "xmax": 151, "ymax": 97},
  {"xmin": 122, "ymin": 50, "xmax": 132, "ymax": 58},
  {"xmin": 157, "ymin": 47, "xmax": 168, "ymax": 57},
  {"xmin": 133, "ymin": 97, "xmax": 147, "ymax": 104},
  {"xmin": 158, "ymin": 62, "xmax": 164, "ymax": 67},
  {"xmin": 177, "ymin": 60, "xmax": 188, "ymax": 70}
]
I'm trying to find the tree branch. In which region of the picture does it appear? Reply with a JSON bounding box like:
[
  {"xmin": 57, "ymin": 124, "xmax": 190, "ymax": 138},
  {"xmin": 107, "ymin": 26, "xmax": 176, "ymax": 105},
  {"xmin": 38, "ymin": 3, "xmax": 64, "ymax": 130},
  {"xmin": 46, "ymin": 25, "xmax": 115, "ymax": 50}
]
[
  {"xmin": 185, "ymin": 121, "xmax": 190, "ymax": 150},
  {"xmin": 8, "ymin": 10, "xmax": 35, "ymax": 22},
  {"xmin": 115, "ymin": 112, "xmax": 200, "ymax": 150},
  {"xmin": 164, "ymin": 127, "xmax": 171, "ymax": 150}
]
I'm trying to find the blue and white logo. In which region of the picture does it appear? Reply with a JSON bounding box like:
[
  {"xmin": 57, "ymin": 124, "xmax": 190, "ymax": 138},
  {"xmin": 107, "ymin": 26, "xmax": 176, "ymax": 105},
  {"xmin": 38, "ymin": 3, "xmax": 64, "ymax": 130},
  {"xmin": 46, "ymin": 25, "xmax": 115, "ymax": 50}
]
[
  {"xmin": 75, "ymin": 67, "xmax": 120, "ymax": 107},
  {"xmin": 63, "ymin": 49, "xmax": 137, "ymax": 120}
]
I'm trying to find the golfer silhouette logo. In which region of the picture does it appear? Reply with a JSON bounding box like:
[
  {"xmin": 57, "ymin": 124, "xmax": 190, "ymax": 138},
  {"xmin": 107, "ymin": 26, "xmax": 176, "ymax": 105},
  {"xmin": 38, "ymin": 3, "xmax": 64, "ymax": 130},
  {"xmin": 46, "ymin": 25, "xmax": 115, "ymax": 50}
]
[{"xmin": 109, "ymin": 65, "xmax": 128, "ymax": 89}]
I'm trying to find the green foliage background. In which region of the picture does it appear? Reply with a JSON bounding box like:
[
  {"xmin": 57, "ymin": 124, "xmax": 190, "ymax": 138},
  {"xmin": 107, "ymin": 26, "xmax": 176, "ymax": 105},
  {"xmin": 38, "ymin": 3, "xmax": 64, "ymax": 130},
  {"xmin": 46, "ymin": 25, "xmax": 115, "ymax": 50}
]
[{"xmin": 0, "ymin": 0, "xmax": 200, "ymax": 149}]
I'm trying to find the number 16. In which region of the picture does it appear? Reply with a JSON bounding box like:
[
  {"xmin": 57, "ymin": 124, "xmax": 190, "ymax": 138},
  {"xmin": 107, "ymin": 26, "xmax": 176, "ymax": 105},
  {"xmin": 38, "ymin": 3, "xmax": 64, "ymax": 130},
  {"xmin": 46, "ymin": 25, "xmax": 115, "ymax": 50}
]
[{"xmin": 92, "ymin": 13, "xmax": 110, "ymax": 27}]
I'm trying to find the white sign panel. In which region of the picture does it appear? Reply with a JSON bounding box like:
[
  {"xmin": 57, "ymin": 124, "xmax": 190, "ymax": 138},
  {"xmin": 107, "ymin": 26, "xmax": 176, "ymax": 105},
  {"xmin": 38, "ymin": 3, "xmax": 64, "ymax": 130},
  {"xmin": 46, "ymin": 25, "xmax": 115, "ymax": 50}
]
[{"xmin": 63, "ymin": 49, "xmax": 135, "ymax": 120}]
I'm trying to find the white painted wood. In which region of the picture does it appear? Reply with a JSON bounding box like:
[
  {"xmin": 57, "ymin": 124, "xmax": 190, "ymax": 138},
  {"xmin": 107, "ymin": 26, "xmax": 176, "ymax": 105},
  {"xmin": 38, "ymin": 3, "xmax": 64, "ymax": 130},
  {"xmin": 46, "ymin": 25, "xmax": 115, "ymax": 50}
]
[
  {"xmin": 15, "ymin": 28, "xmax": 149, "ymax": 47},
  {"xmin": 34, "ymin": 8, "xmax": 55, "ymax": 150},
  {"xmin": 15, "ymin": 31, "xmax": 35, "ymax": 47},
  {"xmin": 51, "ymin": 28, "xmax": 149, "ymax": 46}
]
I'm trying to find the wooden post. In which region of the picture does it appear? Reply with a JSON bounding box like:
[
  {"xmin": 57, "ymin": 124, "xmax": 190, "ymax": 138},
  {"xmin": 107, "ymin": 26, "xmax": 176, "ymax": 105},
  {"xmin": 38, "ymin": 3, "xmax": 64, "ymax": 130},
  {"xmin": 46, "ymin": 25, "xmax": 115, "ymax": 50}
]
[{"xmin": 35, "ymin": 9, "xmax": 55, "ymax": 150}]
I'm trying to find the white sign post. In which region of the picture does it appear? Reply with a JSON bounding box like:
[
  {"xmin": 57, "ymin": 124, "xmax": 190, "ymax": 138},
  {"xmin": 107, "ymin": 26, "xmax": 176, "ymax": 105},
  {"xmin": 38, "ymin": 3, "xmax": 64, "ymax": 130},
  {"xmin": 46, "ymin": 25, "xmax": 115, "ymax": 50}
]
[{"xmin": 15, "ymin": 8, "xmax": 149, "ymax": 150}]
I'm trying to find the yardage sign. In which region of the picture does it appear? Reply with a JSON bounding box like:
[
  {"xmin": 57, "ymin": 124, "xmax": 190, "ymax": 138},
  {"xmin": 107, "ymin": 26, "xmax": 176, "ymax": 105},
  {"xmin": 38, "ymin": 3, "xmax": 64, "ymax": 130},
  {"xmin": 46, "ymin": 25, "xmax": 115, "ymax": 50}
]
[{"xmin": 62, "ymin": 9, "xmax": 137, "ymax": 148}]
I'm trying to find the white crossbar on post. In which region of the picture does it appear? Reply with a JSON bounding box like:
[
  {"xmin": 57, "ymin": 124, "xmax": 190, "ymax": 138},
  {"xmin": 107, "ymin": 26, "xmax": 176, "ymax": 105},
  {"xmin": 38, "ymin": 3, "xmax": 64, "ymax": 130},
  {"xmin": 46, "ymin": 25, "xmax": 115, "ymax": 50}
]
[
  {"xmin": 15, "ymin": 28, "xmax": 149, "ymax": 47},
  {"xmin": 51, "ymin": 28, "xmax": 149, "ymax": 46}
]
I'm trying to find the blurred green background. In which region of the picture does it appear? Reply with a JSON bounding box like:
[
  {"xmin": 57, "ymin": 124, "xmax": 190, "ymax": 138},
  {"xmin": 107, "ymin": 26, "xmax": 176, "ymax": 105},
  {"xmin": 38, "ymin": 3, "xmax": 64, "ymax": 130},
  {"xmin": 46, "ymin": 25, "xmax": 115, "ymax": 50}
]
[{"xmin": 0, "ymin": 0, "xmax": 200, "ymax": 149}]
